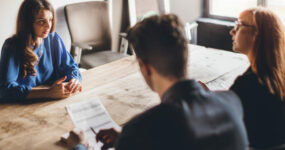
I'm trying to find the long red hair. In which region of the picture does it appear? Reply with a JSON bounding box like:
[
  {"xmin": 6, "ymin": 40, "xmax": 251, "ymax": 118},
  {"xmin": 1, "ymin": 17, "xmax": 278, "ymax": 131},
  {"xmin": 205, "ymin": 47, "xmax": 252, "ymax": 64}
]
[{"xmin": 248, "ymin": 7, "xmax": 285, "ymax": 100}]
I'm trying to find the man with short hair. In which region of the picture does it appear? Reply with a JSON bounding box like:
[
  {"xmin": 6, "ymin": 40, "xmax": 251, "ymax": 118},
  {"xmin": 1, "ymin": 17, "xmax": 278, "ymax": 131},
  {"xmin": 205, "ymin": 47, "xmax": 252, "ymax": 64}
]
[{"xmin": 68, "ymin": 14, "xmax": 248, "ymax": 150}]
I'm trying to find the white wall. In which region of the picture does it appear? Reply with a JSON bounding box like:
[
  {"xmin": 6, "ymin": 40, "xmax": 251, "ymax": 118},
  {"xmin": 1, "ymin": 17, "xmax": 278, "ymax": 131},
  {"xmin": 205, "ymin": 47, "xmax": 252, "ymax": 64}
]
[
  {"xmin": 170, "ymin": 0, "xmax": 201, "ymax": 23},
  {"xmin": 0, "ymin": 0, "xmax": 122, "ymax": 57},
  {"xmin": 0, "ymin": 0, "xmax": 21, "ymax": 52}
]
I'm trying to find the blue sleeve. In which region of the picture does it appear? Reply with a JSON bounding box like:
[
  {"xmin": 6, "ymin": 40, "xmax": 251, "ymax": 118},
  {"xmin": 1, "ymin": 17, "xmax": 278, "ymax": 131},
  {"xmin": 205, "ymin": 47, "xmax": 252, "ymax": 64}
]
[
  {"xmin": 52, "ymin": 32, "xmax": 82, "ymax": 82},
  {"xmin": 0, "ymin": 39, "xmax": 32, "ymax": 103},
  {"xmin": 71, "ymin": 144, "xmax": 88, "ymax": 150}
]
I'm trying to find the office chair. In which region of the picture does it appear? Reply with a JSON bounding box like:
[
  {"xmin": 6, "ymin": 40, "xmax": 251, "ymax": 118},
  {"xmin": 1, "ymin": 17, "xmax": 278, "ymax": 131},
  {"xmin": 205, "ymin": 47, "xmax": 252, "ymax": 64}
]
[{"xmin": 65, "ymin": 1, "xmax": 128, "ymax": 69}]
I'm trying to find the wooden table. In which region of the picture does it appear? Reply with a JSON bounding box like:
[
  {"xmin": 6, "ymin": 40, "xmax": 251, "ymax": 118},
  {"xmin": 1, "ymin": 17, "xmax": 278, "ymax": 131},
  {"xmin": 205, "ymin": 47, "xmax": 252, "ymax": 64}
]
[{"xmin": 0, "ymin": 44, "xmax": 249, "ymax": 150}]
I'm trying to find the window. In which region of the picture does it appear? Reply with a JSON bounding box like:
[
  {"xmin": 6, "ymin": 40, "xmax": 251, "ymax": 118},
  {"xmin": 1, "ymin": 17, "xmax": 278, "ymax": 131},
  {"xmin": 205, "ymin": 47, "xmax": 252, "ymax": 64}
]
[
  {"xmin": 128, "ymin": 0, "xmax": 170, "ymax": 26},
  {"xmin": 205, "ymin": 0, "xmax": 285, "ymax": 24},
  {"xmin": 209, "ymin": 0, "xmax": 257, "ymax": 18}
]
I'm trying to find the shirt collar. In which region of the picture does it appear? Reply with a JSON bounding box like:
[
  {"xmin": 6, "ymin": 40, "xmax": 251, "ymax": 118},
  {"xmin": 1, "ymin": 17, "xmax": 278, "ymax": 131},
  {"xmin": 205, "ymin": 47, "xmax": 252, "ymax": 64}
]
[{"xmin": 161, "ymin": 79, "xmax": 203, "ymax": 103}]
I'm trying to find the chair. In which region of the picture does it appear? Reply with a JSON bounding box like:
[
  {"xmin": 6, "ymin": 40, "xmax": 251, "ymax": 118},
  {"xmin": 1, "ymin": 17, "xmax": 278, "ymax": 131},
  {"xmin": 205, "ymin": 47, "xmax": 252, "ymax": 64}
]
[{"xmin": 64, "ymin": 1, "xmax": 128, "ymax": 69}]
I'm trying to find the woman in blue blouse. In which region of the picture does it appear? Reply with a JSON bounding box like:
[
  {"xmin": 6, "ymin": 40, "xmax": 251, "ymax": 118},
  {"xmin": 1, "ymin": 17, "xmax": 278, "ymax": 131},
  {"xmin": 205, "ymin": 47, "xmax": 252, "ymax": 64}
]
[{"xmin": 0, "ymin": 0, "xmax": 82, "ymax": 102}]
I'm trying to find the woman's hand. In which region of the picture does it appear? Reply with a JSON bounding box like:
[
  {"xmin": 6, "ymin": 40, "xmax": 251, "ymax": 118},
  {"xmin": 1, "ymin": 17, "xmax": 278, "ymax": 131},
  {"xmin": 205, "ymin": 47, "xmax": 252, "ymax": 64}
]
[
  {"xmin": 49, "ymin": 76, "xmax": 71, "ymax": 99},
  {"xmin": 65, "ymin": 78, "xmax": 82, "ymax": 94},
  {"xmin": 96, "ymin": 128, "xmax": 119, "ymax": 150}
]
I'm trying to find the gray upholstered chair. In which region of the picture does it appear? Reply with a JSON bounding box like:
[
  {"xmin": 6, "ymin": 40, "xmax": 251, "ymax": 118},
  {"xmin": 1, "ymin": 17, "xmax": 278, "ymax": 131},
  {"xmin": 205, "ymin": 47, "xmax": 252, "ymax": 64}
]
[{"xmin": 65, "ymin": 1, "xmax": 128, "ymax": 69}]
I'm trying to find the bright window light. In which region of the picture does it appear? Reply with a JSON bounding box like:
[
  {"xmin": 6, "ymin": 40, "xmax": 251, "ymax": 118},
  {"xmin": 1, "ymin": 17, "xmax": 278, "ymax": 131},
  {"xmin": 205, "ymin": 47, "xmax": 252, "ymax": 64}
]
[
  {"xmin": 209, "ymin": 0, "xmax": 257, "ymax": 18},
  {"xmin": 267, "ymin": 0, "xmax": 285, "ymax": 24}
]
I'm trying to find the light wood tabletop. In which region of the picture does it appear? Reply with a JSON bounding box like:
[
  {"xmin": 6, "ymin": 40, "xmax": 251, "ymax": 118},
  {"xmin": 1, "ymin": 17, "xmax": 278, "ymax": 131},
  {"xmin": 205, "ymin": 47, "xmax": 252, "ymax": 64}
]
[{"xmin": 0, "ymin": 44, "xmax": 249, "ymax": 150}]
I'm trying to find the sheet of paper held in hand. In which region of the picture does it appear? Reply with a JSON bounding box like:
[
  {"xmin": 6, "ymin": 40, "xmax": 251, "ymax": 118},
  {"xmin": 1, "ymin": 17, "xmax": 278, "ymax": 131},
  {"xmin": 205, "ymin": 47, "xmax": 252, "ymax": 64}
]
[{"xmin": 65, "ymin": 97, "xmax": 121, "ymax": 150}]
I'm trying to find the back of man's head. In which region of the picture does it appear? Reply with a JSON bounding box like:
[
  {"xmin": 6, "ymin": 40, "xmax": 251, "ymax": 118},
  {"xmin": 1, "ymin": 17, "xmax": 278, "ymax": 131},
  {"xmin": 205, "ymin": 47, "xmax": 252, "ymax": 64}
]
[{"xmin": 127, "ymin": 14, "xmax": 188, "ymax": 79}]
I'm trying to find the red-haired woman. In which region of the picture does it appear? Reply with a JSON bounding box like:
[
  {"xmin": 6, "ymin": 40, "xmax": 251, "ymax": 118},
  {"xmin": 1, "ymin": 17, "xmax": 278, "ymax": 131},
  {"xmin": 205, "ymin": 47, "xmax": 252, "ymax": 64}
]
[{"xmin": 230, "ymin": 7, "xmax": 285, "ymax": 149}]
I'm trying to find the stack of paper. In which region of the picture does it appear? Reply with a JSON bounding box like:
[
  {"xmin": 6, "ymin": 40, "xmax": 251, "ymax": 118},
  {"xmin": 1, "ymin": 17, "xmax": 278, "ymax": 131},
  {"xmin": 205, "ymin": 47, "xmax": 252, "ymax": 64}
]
[{"xmin": 63, "ymin": 97, "xmax": 121, "ymax": 150}]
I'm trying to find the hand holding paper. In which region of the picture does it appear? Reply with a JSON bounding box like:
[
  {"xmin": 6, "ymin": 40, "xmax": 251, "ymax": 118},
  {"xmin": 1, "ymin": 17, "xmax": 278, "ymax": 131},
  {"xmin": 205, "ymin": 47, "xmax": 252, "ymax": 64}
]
[{"xmin": 64, "ymin": 97, "xmax": 121, "ymax": 150}]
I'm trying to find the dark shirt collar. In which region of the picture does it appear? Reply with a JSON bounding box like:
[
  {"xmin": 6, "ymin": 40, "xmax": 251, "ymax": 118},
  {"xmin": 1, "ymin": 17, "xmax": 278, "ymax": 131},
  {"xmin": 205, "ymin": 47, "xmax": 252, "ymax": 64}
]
[{"xmin": 161, "ymin": 79, "xmax": 203, "ymax": 103}]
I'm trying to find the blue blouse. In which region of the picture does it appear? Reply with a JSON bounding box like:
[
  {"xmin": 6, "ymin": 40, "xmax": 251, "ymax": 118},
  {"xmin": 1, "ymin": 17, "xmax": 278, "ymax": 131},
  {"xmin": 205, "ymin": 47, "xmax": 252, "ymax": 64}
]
[{"xmin": 0, "ymin": 32, "xmax": 82, "ymax": 102}]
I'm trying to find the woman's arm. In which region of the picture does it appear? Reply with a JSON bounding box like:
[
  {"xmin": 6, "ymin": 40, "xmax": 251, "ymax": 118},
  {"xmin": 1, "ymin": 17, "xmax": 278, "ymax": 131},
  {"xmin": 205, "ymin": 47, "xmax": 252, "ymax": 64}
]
[
  {"xmin": 26, "ymin": 76, "xmax": 71, "ymax": 99},
  {"xmin": 52, "ymin": 32, "xmax": 82, "ymax": 93},
  {"xmin": 52, "ymin": 32, "xmax": 82, "ymax": 82},
  {"xmin": 0, "ymin": 38, "xmax": 32, "ymax": 102}
]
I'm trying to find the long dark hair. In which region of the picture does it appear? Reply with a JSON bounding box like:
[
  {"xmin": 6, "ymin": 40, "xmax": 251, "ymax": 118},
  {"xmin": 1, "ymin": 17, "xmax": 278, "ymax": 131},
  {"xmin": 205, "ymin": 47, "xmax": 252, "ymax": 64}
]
[
  {"xmin": 248, "ymin": 7, "xmax": 285, "ymax": 99},
  {"xmin": 15, "ymin": 0, "xmax": 55, "ymax": 78}
]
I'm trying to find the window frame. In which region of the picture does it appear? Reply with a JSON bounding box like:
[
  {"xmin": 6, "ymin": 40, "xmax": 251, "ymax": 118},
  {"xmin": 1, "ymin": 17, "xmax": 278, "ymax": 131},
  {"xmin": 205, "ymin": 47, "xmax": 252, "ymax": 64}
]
[{"xmin": 203, "ymin": 0, "xmax": 266, "ymax": 21}]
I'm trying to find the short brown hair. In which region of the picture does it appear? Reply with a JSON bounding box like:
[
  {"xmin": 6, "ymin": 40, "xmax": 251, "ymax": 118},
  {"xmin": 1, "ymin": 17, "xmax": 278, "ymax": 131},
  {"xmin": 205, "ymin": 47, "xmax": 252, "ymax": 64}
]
[{"xmin": 127, "ymin": 14, "xmax": 188, "ymax": 79}]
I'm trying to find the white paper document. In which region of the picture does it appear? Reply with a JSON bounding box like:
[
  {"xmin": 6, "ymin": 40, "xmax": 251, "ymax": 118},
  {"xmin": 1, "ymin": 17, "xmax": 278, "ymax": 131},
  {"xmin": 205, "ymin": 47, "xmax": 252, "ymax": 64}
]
[{"xmin": 65, "ymin": 97, "xmax": 121, "ymax": 150}]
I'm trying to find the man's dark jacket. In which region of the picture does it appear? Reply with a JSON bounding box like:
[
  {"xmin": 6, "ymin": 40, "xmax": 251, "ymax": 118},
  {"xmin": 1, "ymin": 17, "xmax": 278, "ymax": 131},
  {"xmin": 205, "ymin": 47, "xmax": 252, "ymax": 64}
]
[
  {"xmin": 72, "ymin": 79, "xmax": 249, "ymax": 150},
  {"xmin": 115, "ymin": 80, "xmax": 248, "ymax": 150}
]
